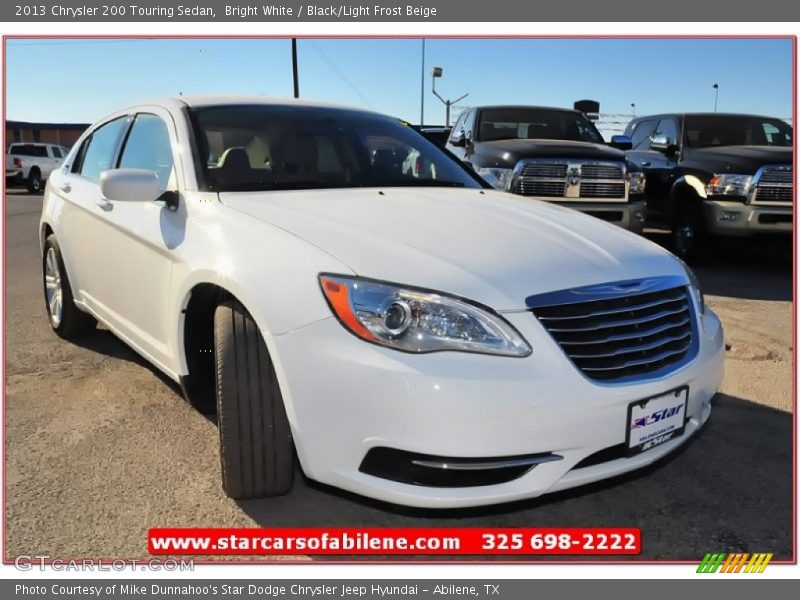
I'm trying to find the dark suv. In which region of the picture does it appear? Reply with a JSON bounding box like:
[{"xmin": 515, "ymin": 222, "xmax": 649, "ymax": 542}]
[
  {"xmin": 446, "ymin": 105, "xmax": 647, "ymax": 233},
  {"xmin": 624, "ymin": 113, "xmax": 793, "ymax": 261}
]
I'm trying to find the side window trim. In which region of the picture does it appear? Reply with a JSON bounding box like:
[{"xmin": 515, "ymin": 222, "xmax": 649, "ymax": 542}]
[{"xmin": 73, "ymin": 115, "xmax": 133, "ymax": 179}]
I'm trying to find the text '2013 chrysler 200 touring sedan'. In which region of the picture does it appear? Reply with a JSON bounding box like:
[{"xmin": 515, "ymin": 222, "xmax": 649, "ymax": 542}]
[{"xmin": 39, "ymin": 96, "xmax": 724, "ymax": 508}]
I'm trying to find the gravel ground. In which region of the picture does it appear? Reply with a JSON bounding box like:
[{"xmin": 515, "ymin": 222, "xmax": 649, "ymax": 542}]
[{"xmin": 4, "ymin": 192, "xmax": 793, "ymax": 561}]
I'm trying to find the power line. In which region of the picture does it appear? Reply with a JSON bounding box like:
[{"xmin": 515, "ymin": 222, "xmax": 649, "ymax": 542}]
[{"xmin": 304, "ymin": 40, "xmax": 374, "ymax": 109}]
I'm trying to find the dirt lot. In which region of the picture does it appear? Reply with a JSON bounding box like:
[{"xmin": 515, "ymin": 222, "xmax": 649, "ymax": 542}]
[{"xmin": 4, "ymin": 191, "xmax": 794, "ymax": 561}]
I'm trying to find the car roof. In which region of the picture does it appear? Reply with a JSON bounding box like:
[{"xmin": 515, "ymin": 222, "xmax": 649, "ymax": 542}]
[
  {"xmin": 631, "ymin": 112, "xmax": 783, "ymax": 122},
  {"xmin": 140, "ymin": 94, "xmax": 379, "ymax": 114},
  {"xmin": 472, "ymin": 105, "xmax": 581, "ymax": 114}
]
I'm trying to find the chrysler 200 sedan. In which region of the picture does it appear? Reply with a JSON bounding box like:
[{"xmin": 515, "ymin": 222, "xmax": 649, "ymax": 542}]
[{"xmin": 40, "ymin": 96, "xmax": 724, "ymax": 508}]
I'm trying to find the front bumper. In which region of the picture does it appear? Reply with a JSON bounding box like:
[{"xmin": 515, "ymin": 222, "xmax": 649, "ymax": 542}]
[
  {"xmin": 703, "ymin": 199, "xmax": 792, "ymax": 236},
  {"xmin": 538, "ymin": 199, "xmax": 646, "ymax": 233},
  {"xmin": 272, "ymin": 306, "xmax": 725, "ymax": 508}
]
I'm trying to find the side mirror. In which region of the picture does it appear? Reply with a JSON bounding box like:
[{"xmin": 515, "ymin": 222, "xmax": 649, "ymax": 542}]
[
  {"xmin": 609, "ymin": 135, "xmax": 632, "ymax": 151},
  {"xmin": 100, "ymin": 168, "xmax": 161, "ymax": 203},
  {"xmin": 650, "ymin": 134, "xmax": 678, "ymax": 156},
  {"xmin": 449, "ymin": 130, "xmax": 467, "ymax": 147}
]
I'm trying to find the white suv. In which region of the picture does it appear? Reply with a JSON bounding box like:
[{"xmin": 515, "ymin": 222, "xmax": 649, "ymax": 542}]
[{"xmin": 40, "ymin": 96, "xmax": 725, "ymax": 508}]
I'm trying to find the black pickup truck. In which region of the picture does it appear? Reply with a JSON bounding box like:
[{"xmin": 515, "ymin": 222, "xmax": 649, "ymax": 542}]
[
  {"xmin": 624, "ymin": 112, "xmax": 793, "ymax": 261},
  {"xmin": 445, "ymin": 105, "xmax": 647, "ymax": 233}
]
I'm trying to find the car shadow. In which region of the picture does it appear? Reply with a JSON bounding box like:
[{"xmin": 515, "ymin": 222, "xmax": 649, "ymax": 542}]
[
  {"xmin": 235, "ymin": 392, "xmax": 793, "ymax": 560},
  {"xmin": 644, "ymin": 230, "xmax": 792, "ymax": 302}
]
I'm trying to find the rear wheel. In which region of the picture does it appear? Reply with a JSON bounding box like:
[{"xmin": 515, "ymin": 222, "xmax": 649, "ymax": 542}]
[
  {"xmin": 214, "ymin": 299, "xmax": 294, "ymax": 499},
  {"xmin": 27, "ymin": 169, "xmax": 42, "ymax": 194},
  {"xmin": 42, "ymin": 235, "xmax": 97, "ymax": 338}
]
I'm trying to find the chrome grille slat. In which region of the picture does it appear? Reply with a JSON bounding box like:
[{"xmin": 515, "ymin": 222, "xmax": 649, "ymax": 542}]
[
  {"xmin": 545, "ymin": 304, "xmax": 689, "ymax": 332},
  {"xmin": 558, "ymin": 318, "xmax": 691, "ymax": 345},
  {"xmin": 580, "ymin": 343, "xmax": 693, "ymax": 373},
  {"xmin": 530, "ymin": 284, "xmax": 695, "ymax": 382},
  {"xmin": 537, "ymin": 290, "xmax": 686, "ymax": 320},
  {"xmin": 581, "ymin": 164, "xmax": 624, "ymax": 179},
  {"xmin": 568, "ymin": 331, "xmax": 691, "ymax": 359}
]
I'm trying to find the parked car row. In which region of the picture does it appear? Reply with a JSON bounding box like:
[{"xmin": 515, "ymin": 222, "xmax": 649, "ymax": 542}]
[
  {"xmin": 39, "ymin": 96, "xmax": 724, "ymax": 507},
  {"xmin": 435, "ymin": 105, "xmax": 793, "ymax": 263},
  {"xmin": 5, "ymin": 142, "xmax": 68, "ymax": 193}
]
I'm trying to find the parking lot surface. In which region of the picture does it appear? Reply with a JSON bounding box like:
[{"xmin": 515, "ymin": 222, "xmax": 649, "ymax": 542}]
[{"xmin": 4, "ymin": 191, "xmax": 793, "ymax": 560}]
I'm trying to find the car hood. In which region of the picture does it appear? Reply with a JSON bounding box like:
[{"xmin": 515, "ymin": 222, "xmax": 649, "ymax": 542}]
[
  {"xmin": 683, "ymin": 145, "xmax": 793, "ymax": 175},
  {"xmin": 472, "ymin": 139, "xmax": 625, "ymax": 169},
  {"xmin": 219, "ymin": 188, "xmax": 683, "ymax": 311}
]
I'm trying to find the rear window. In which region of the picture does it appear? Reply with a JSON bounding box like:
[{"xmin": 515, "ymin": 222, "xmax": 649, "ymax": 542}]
[{"xmin": 9, "ymin": 144, "xmax": 48, "ymax": 157}]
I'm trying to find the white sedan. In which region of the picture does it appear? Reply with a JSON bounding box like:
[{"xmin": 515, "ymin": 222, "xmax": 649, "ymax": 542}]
[{"xmin": 39, "ymin": 96, "xmax": 724, "ymax": 508}]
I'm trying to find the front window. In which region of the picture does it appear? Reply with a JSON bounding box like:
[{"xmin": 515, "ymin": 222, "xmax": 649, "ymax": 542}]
[
  {"xmin": 188, "ymin": 105, "xmax": 483, "ymax": 192},
  {"xmin": 684, "ymin": 115, "xmax": 793, "ymax": 148},
  {"xmin": 476, "ymin": 108, "xmax": 604, "ymax": 143}
]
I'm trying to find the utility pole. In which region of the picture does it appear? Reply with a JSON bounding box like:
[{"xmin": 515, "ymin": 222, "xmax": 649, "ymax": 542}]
[
  {"xmin": 419, "ymin": 39, "xmax": 425, "ymax": 127},
  {"xmin": 292, "ymin": 38, "xmax": 299, "ymax": 98},
  {"xmin": 713, "ymin": 83, "xmax": 719, "ymax": 112},
  {"xmin": 431, "ymin": 66, "xmax": 469, "ymax": 127}
]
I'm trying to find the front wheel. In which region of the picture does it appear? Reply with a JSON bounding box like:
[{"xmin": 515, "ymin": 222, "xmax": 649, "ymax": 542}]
[
  {"xmin": 27, "ymin": 169, "xmax": 42, "ymax": 194},
  {"xmin": 42, "ymin": 235, "xmax": 97, "ymax": 338},
  {"xmin": 672, "ymin": 202, "xmax": 710, "ymax": 264},
  {"xmin": 214, "ymin": 299, "xmax": 294, "ymax": 499}
]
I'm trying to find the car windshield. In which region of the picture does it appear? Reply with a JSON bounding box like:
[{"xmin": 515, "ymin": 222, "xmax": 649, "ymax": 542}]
[
  {"xmin": 476, "ymin": 108, "xmax": 604, "ymax": 143},
  {"xmin": 683, "ymin": 115, "xmax": 793, "ymax": 148},
  {"xmin": 188, "ymin": 105, "xmax": 484, "ymax": 192}
]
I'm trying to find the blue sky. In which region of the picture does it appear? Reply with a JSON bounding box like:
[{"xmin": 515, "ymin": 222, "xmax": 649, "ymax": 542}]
[{"xmin": 5, "ymin": 37, "xmax": 794, "ymax": 134}]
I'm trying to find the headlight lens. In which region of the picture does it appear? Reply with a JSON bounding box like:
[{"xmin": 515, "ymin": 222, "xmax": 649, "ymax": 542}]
[
  {"xmin": 678, "ymin": 259, "xmax": 704, "ymax": 315},
  {"xmin": 319, "ymin": 275, "xmax": 531, "ymax": 356},
  {"xmin": 627, "ymin": 171, "xmax": 646, "ymax": 194},
  {"xmin": 706, "ymin": 173, "xmax": 753, "ymax": 198},
  {"xmin": 475, "ymin": 167, "xmax": 513, "ymax": 191}
]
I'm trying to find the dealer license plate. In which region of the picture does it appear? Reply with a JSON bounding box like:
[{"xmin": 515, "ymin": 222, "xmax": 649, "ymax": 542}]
[{"xmin": 626, "ymin": 387, "xmax": 688, "ymax": 456}]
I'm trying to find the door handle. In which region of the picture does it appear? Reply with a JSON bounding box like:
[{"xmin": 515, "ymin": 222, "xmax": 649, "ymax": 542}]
[
  {"xmin": 640, "ymin": 161, "xmax": 651, "ymax": 167},
  {"xmin": 59, "ymin": 182, "xmax": 71, "ymax": 193},
  {"xmin": 97, "ymin": 197, "xmax": 113, "ymax": 211}
]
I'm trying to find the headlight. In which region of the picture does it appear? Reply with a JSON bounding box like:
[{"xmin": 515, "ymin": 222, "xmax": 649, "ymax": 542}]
[
  {"xmin": 706, "ymin": 173, "xmax": 753, "ymax": 198},
  {"xmin": 475, "ymin": 167, "xmax": 513, "ymax": 191},
  {"xmin": 678, "ymin": 259, "xmax": 704, "ymax": 315},
  {"xmin": 627, "ymin": 170, "xmax": 646, "ymax": 194},
  {"xmin": 319, "ymin": 275, "xmax": 532, "ymax": 357}
]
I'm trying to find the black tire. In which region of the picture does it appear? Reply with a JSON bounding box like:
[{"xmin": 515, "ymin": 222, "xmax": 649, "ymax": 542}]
[
  {"xmin": 27, "ymin": 169, "xmax": 42, "ymax": 194},
  {"xmin": 671, "ymin": 200, "xmax": 711, "ymax": 264},
  {"xmin": 214, "ymin": 299, "xmax": 294, "ymax": 499},
  {"xmin": 42, "ymin": 235, "xmax": 97, "ymax": 339}
]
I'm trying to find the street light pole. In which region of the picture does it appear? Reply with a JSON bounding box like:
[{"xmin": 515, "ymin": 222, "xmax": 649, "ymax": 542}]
[
  {"xmin": 631, "ymin": 102, "xmax": 636, "ymax": 117},
  {"xmin": 713, "ymin": 83, "xmax": 719, "ymax": 112},
  {"xmin": 420, "ymin": 39, "xmax": 425, "ymax": 127},
  {"xmin": 431, "ymin": 66, "xmax": 469, "ymax": 127},
  {"xmin": 291, "ymin": 38, "xmax": 299, "ymax": 98}
]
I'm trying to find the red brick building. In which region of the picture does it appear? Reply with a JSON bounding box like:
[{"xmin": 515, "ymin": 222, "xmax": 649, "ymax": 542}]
[{"xmin": 6, "ymin": 120, "xmax": 89, "ymax": 151}]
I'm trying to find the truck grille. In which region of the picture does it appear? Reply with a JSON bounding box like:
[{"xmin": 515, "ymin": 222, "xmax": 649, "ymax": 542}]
[
  {"xmin": 529, "ymin": 284, "xmax": 696, "ymax": 383},
  {"xmin": 517, "ymin": 180, "xmax": 565, "ymax": 197},
  {"xmin": 753, "ymin": 165, "xmax": 793, "ymax": 204},
  {"xmin": 512, "ymin": 159, "xmax": 627, "ymax": 201},
  {"xmin": 580, "ymin": 182, "xmax": 626, "ymax": 198}
]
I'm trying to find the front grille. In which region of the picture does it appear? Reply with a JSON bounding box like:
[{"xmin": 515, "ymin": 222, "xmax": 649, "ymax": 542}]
[
  {"xmin": 518, "ymin": 180, "xmax": 565, "ymax": 197},
  {"xmin": 581, "ymin": 164, "xmax": 624, "ymax": 180},
  {"xmin": 530, "ymin": 285, "xmax": 696, "ymax": 383},
  {"xmin": 754, "ymin": 166, "xmax": 793, "ymax": 204},
  {"xmin": 579, "ymin": 182, "xmax": 626, "ymax": 199},
  {"xmin": 511, "ymin": 159, "xmax": 628, "ymax": 201},
  {"xmin": 519, "ymin": 163, "xmax": 567, "ymax": 179}
]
